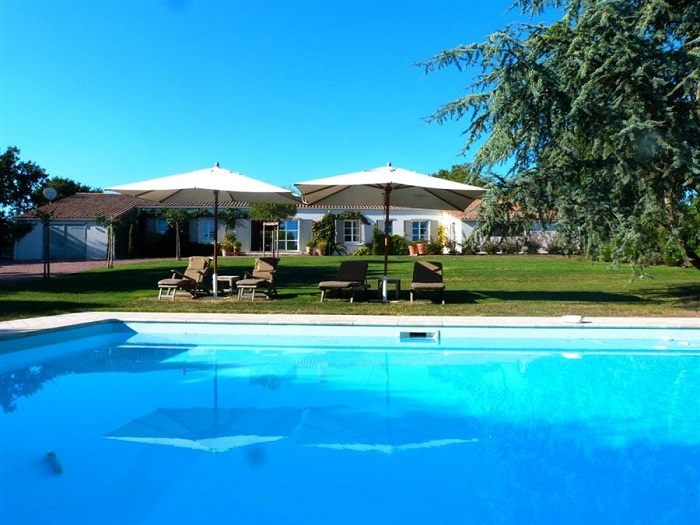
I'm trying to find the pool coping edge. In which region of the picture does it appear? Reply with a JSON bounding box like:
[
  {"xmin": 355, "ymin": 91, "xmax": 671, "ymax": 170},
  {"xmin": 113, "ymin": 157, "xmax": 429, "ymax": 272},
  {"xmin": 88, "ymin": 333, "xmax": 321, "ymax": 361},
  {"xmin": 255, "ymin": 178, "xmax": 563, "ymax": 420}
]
[{"xmin": 3, "ymin": 311, "xmax": 700, "ymax": 339}]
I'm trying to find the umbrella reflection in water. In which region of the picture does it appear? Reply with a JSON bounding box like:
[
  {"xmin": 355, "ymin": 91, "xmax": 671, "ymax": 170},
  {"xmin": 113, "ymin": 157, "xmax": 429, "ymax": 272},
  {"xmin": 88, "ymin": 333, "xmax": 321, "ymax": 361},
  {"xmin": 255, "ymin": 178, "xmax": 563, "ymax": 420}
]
[
  {"xmin": 105, "ymin": 406, "xmax": 302, "ymax": 453},
  {"xmin": 104, "ymin": 347, "xmax": 302, "ymax": 453},
  {"xmin": 294, "ymin": 353, "xmax": 482, "ymax": 454},
  {"xmin": 293, "ymin": 406, "xmax": 481, "ymax": 455}
]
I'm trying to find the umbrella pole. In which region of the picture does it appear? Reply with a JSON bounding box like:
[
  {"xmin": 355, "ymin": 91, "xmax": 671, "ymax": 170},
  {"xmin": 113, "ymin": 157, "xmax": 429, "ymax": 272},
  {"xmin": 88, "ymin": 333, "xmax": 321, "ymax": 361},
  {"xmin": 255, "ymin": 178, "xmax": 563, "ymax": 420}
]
[
  {"xmin": 213, "ymin": 190, "xmax": 219, "ymax": 297},
  {"xmin": 381, "ymin": 186, "xmax": 391, "ymax": 301}
]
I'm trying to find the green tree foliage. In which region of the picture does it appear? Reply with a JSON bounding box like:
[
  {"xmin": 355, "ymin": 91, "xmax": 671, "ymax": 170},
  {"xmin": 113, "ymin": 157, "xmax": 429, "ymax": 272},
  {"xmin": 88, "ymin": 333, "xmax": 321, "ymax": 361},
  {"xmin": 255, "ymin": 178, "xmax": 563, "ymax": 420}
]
[
  {"xmin": 94, "ymin": 215, "xmax": 117, "ymax": 268},
  {"xmin": 248, "ymin": 203, "xmax": 297, "ymax": 222},
  {"xmin": 0, "ymin": 146, "xmax": 47, "ymax": 216},
  {"xmin": 311, "ymin": 213, "xmax": 337, "ymax": 252},
  {"xmin": 32, "ymin": 176, "xmax": 100, "ymax": 206},
  {"xmin": 127, "ymin": 222, "xmax": 139, "ymax": 259},
  {"xmin": 422, "ymin": 0, "xmax": 700, "ymax": 268},
  {"xmin": 432, "ymin": 163, "xmax": 489, "ymax": 187},
  {"xmin": 162, "ymin": 208, "xmax": 196, "ymax": 261},
  {"xmin": 0, "ymin": 146, "xmax": 48, "ymax": 254}
]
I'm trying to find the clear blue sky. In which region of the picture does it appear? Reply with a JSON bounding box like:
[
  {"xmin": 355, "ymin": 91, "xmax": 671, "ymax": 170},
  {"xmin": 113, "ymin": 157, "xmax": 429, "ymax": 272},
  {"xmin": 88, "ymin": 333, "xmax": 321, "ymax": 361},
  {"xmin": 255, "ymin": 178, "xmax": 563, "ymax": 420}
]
[{"xmin": 1, "ymin": 0, "xmax": 534, "ymax": 191}]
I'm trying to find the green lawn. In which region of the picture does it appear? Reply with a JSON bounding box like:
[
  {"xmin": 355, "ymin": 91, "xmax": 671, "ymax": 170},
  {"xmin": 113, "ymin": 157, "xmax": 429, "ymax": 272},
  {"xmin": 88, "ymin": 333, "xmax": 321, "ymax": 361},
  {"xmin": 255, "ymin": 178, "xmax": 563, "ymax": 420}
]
[{"xmin": 1, "ymin": 255, "xmax": 699, "ymax": 322}]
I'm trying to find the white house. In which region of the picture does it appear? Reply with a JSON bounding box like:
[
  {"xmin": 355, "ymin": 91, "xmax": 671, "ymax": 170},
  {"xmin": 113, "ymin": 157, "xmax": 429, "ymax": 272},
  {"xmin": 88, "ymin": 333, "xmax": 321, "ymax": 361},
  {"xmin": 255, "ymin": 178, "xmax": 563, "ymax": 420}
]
[
  {"xmin": 293, "ymin": 205, "xmax": 474, "ymax": 254},
  {"xmin": 14, "ymin": 193, "xmax": 552, "ymax": 261}
]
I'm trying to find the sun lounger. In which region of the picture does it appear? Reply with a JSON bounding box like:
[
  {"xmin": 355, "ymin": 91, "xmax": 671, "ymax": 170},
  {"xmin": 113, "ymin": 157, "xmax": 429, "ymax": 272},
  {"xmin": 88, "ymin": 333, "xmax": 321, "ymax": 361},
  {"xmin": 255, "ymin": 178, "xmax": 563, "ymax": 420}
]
[
  {"xmin": 236, "ymin": 257, "xmax": 279, "ymax": 300},
  {"xmin": 318, "ymin": 260, "xmax": 370, "ymax": 302},
  {"xmin": 157, "ymin": 256, "xmax": 212, "ymax": 300},
  {"xmin": 409, "ymin": 261, "xmax": 445, "ymax": 304}
]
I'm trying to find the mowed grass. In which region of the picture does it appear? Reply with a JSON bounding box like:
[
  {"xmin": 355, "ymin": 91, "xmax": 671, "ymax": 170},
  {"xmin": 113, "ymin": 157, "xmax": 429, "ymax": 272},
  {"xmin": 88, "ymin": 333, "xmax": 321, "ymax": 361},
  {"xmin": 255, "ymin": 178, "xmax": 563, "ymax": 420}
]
[{"xmin": 1, "ymin": 255, "xmax": 700, "ymax": 322}]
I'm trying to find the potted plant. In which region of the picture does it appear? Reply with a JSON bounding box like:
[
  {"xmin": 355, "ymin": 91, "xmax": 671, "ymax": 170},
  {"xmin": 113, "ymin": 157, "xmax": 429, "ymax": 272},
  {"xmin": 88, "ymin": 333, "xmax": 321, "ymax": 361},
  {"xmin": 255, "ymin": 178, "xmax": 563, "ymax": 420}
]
[
  {"xmin": 232, "ymin": 240, "xmax": 242, "ymax": 255},
  {"xmin": 315, "ymin": 240, "xmax": 328, "ymax": 256},
  {"xmin": 220, "ymin": 239, "xmax": 234, "ymax": 256},
  {"xmin": 415, "ymin": 241, "xmax": 427, "ymax": 255},
  {"xmin": 305, "ymin": 240, "xmax": 316, "ymax": 255},
  {"xmin": 408, "ymin": 242, "xmax": 418, "ymax": 256},
  {"xmin": 221, "ymin": 232, "xmax": 238, "ymax": 256}
]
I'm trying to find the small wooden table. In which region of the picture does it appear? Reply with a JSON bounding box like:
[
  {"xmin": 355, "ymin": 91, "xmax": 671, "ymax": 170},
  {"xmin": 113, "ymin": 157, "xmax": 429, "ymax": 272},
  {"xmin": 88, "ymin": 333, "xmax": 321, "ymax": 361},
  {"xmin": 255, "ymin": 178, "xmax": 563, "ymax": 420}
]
[{"xmin": 216, "ymin": 275, "xmax": 239, "ymax": 296}]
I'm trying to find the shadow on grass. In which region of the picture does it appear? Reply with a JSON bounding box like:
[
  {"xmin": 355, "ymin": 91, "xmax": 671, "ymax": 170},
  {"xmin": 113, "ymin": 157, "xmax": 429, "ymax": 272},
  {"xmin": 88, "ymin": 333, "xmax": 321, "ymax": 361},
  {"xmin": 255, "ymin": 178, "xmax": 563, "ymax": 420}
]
[
  {"xmin": 635, "ymin": 283, "xmax": 700, "ymax": 309},
  {"xmin": 0, "ymin": 299, "xmax": 106, "ymax": 320},
  {"xmin": 472, "ymin": 290, "xmax": 646, "ymax": 303}
]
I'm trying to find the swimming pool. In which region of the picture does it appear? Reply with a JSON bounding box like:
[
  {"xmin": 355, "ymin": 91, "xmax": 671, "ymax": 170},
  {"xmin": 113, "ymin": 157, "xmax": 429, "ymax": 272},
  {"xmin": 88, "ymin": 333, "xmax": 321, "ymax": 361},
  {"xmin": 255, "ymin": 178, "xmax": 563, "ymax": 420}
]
[{"xmin": 1, "ymin": 318, "xmax": 699, "ymax": 524}]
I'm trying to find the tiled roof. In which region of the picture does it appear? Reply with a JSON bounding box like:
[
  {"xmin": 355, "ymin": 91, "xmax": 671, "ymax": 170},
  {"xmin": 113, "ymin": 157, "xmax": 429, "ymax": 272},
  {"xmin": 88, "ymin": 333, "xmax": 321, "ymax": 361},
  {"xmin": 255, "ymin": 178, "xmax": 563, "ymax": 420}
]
[
  {"xmin": 450, "ymin": 200, "xmax": 556, "ymax": 221},
  {"xmin": 21, "ymin": 193, "xmax": 160, "ymax": 220},
  {"xmin": 20, "ymin": 193, "xmax": 258, "ymax": 220},
  {"xmin": 444, "ymin": 199, "xmax": 482, "ymax": 220}
]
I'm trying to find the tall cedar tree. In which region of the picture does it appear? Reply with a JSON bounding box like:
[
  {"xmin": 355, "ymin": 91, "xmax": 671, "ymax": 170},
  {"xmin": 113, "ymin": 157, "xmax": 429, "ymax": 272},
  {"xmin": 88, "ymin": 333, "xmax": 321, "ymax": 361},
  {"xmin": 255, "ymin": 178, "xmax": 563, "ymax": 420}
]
[{"xmin": 422, "ymin": 0, "xmax": 700, "ymax": 267}]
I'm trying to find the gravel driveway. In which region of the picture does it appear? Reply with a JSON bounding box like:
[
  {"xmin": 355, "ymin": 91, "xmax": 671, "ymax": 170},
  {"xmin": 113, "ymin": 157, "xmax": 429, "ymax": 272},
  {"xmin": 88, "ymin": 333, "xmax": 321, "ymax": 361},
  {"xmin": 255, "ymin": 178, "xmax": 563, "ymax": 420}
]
[{"xmin": 0, "ymin": 259, "xmax": 162, "ymax": 281}]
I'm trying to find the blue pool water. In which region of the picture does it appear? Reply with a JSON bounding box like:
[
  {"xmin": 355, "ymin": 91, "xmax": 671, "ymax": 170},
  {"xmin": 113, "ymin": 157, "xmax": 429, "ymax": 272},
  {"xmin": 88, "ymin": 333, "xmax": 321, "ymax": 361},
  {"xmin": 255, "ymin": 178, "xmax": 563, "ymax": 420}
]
[{"xmin": 1, "ymin": 321, "xmax": 700, "ymax": 524}]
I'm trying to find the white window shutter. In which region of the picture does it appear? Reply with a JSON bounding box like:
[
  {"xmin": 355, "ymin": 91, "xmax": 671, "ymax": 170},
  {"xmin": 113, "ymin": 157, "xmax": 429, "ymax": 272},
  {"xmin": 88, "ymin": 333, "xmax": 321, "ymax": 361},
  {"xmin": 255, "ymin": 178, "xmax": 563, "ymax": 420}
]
[
  {"xmin": 429, "ymin": 220, "xmax": 439, "ymax": 241},
  {"xmin": 335, "ymin": 220, "xmax": 343, "ymax": 244}
]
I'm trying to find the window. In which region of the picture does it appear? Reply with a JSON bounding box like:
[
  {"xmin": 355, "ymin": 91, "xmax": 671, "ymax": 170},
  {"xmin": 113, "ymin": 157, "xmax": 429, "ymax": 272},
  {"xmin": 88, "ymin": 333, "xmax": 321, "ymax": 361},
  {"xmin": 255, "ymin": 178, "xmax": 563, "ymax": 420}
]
[
  {"xmin": 411, "ymin": 220, "xmax": 430, "ymax": 242},
  {"xmin": 278, "ymin": 220, "xmax": 299, "ymax": 251},
  {"xmin": 377, "ymin": 220, "xmax": 393, "ymax": 235},
  {"xmin": 156, "ymin": 218, "xmax": 169, "ymax": 234},
  {"xmin": 343, "ymin": 220, "xmax": 361, "ymax": 243},
  {"xmin": 199, "ymin": 218, "xmax": 216, "ymax": 243}
]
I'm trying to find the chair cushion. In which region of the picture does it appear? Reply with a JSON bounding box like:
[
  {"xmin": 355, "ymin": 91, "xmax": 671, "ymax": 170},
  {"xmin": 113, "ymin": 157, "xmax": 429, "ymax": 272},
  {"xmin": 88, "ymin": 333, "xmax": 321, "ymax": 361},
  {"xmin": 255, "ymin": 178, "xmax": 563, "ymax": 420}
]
[
  {"xmin": 319, "ymin": 280, "xmax": 364, "ymax": 290},
  {"xmin": 236, "ymin": 278, "xmax": 268, "ymax": 287},
  {"xmin": 158, "ymin": 278, "xmax": 189, "ymax": 287},
  {"xmin": 410, "ymin": 282, "xmax": 445, "ymax": 291}
]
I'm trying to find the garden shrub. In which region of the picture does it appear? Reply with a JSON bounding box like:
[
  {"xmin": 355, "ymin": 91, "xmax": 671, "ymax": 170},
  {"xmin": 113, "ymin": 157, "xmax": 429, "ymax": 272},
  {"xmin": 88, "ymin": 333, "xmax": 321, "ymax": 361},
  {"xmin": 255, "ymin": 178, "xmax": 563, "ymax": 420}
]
[
  {"xmin": 353, "ymin": 244, "xmax": 373, "ymax": 256},
  {"xmin": 598, "ymin": 243, "xmax": 614, "ymax": 263},
  {"xmin": 371, "ymin": 230, "xmax": 408, "ymax": 255},
  {"xmin": 482, "ymin": 240, "xmax": 499, "ymax": 254},
  {"xmin": 523, "ymin": 236, "xmax": 542, "ymax": 254},
  {"xmin": 662, "ymin": 241, "xmax": 684, "ymax": 267},
  {"xmin": 426, "ymin": 241, "xmax": 443, "ymax": 255},
  {"xmin": 500, "ymin": 238, "xmax": 521, "ymax": 254},
  {"xmin": 389, "ymin": 234, "xmax": 409, "ymax": 255},
  {"xmin": 461, "ymin": 233, "xmax": 481, "ymax": 255}
]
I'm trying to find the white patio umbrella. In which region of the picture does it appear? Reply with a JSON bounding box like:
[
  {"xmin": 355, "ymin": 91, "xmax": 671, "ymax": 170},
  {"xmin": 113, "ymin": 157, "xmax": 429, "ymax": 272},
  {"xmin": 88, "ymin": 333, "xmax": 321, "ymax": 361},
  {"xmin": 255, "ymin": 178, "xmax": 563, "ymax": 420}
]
[
  {"xmin": 108, "ymin": 163, "xmax": 299, "ymax": 296},
  {"xmin": 296, "ymin": 163, "xmax": 485, "ymax": 298}
]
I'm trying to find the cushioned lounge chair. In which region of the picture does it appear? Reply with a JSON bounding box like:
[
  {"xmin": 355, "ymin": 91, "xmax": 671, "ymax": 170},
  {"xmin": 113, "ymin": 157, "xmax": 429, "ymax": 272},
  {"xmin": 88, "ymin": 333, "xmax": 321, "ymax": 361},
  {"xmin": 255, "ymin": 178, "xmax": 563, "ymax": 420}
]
[
  {"xmin": 319, "ymin": 260, "xmax": 370, "ymax": 303},
  {"xmin": 409, "ymin": 261, "xmax": 445, "ymax": 304},
  {"xmin": 157, "ymin": 256, "xmax": 212, "ymax": 300},
  {"xmin": 236, "ymin": 257, "xmax": 279, "ymax": 300}
]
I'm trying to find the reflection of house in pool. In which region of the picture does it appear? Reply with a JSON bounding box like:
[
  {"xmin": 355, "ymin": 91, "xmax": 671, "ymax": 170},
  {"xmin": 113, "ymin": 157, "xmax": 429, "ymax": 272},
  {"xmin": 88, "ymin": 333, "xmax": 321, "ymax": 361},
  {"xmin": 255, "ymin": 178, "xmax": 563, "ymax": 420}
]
[{"xmin": 0, "ymin": 343, "xmax": 197, "ymax": 413}]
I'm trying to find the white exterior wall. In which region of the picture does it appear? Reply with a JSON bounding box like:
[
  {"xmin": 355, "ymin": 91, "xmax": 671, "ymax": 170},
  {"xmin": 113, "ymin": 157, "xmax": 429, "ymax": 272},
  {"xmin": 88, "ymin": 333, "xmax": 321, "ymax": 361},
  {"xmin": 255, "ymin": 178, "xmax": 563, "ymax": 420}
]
[
  {"xmin": 14, "ymin": 220, "xmax": 106, "ymax": 261},
  {"xmin": 461, "ymin": 220, "xmax": 557, "ymax": 253},
  {"xmin": 85, "ymin": 222, "xmax": 108, "ymax": 259},
  {"xmin": 12, "ymin": 207, "xmax": 558, "ymax": 261},
  {"xmin": 13, "ymin": 221, "xmax": 43, "ymax": 260},
  {"xmin": 293, "ymin": 208, "xmax": 451, "ymax": 254}
]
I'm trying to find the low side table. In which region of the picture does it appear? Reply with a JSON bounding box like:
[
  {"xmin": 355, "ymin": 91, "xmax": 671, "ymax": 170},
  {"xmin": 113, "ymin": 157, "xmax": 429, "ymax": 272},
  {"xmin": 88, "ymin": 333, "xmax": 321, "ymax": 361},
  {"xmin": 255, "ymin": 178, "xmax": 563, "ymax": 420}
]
[
  {"xmin": 377, "ymin": 277, "xmax": 401, "ymax": 301},
  {"xmin": 216, "ymin": 275, "xmax": 240, "ymax": 296}
]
